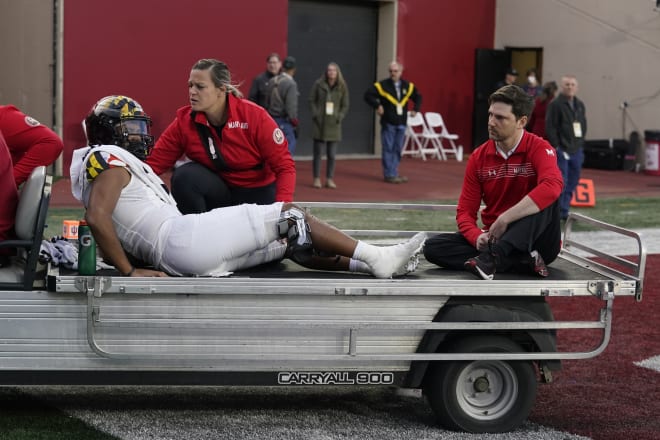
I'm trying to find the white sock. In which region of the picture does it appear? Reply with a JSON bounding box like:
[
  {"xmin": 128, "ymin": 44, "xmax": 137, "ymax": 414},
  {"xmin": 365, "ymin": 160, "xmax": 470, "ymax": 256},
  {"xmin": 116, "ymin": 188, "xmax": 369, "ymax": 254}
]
[
  {"xmin": 353, "ymin": 233, "xmax": 427, "ymax": 279},
  {"xmin": 352, "ymin": 240, "xmax": 378, "ymax": 262},
  {"xmin": 349, "ymin": 258, "xmax": 371, "ymax": 274}
]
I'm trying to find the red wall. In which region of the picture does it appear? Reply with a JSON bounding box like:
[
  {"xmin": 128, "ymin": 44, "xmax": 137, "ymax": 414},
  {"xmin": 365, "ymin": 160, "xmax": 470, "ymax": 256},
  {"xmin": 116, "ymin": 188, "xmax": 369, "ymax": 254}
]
[
  {"xmin": 62, "ymin": 0, "xmax": 494, "ymax": 175},
  {"xmin": 62, "ymin": 0, "xmax": 288, "ymax": 174},
  {"xmin": 397, "ymin": 0, "xmax": 495, "ymax": 151}
]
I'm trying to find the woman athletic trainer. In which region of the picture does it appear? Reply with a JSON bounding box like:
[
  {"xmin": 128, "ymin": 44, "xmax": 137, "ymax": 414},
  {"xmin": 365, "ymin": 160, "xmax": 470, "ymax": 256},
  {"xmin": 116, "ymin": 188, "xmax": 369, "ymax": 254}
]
[{"xmin": 147, "ymin": 58, "xmax": 296, "ymax": 214}]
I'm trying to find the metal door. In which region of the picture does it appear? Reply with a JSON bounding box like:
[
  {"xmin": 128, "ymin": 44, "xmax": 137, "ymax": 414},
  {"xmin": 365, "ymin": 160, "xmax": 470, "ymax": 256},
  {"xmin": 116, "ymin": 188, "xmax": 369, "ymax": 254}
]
[
  {"xmin": 472, "ymin": 49, "xmax": 510, "ymax": 148},
  {"xmin": 288, "ymin": 0, "xmax": 378, "ymax": 157}
]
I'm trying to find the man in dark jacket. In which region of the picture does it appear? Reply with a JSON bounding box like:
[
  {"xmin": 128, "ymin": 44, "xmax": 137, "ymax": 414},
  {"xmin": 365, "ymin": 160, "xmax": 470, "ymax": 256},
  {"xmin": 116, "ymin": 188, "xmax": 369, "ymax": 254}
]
[
  {"xmin": 248, "ymin": 53, "xmax": 282, "ymax": 108},
  {"xmin": 364, "ymin": 61, "xmax": 422, "ymax": 183},
  {"xmin": 545, "ymin": 74, "xmax": 587, "ymax": 220},
  {"xmin": 266, "ymin": 56, "xmax": 299, "ymax": 156}
]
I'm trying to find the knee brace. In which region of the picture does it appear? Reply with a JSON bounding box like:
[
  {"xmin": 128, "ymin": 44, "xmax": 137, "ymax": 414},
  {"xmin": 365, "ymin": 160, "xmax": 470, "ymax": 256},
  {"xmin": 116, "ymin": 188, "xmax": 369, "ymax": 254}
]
[{"xmin": 277, "ymin": 207, "xmax": 314, "ymax": 265}]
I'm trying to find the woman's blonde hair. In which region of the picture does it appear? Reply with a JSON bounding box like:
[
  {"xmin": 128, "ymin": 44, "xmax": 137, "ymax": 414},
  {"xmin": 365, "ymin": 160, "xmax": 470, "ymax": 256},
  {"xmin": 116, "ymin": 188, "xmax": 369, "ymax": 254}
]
[
  {"xmin": 322, "ymin": 62, "xmax": 347, "ymax": 92},
  {"xmin": 192, "ymin": 58, "xmax": 244, "ymax": 98}
]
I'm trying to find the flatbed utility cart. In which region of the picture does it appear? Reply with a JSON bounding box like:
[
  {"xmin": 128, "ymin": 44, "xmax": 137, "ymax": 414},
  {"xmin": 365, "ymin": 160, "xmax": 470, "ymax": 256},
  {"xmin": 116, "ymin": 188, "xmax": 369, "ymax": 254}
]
[{"xmin": 0, "ymin": 168, "xmax": 647, "ymax": 433}]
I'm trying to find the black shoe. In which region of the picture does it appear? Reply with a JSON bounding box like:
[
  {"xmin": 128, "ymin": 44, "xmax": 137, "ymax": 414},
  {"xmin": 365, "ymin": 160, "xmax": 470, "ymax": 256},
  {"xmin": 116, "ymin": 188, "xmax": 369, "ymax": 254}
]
[
  {"xmin": 464, "ymin": 252, "xmax": 496, "ymax": 280},
  {"xmin": 384, "ymin": 176, "xmax": 408, "ymax": 184}
]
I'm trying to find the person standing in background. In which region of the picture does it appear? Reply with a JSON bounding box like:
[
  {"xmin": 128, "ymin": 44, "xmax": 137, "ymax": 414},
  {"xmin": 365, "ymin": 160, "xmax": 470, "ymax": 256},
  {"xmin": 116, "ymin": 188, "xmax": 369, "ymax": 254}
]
[
  {"xmin": 266, "ymin": 56, "xmax": 299, "ymax": 156},
  {"xmin": 248, "ymin": 53, "xmax": 282, "ymax": 108},
  {"xmin": 495, "ymin": 67, "xmax": 518, "ymax": 90},
  {"xmin": 545, "ymin": 75, "xmax": 587, "ymax": 220},
  {"xmin": 309, "ymin": 62, "xmax": 349, "ymax": 189},
  {"xmin": 527, "ymin": 81, "xmax": 558, "ymax": 139},
  {"xmin": 0, "ymin": 105, "xmax": 63, "ymax": 186},
  {"xmin": 522, "ymin": 68, "xmax": 542, "ymax": 97},
  {"xmin": 364, "ymin": 61, "xmax": 422, "ymax": 183}
]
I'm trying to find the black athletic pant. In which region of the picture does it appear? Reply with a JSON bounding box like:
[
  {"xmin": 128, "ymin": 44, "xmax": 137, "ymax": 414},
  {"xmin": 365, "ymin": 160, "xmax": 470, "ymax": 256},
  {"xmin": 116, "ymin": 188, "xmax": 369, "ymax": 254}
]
[
  {"xmin": 170, "ymin": 162, "xmax": 277, "ymax": 214},
  {"xmin": 423, "ymin": 201, "xmax": 561, "ymax": 272}
]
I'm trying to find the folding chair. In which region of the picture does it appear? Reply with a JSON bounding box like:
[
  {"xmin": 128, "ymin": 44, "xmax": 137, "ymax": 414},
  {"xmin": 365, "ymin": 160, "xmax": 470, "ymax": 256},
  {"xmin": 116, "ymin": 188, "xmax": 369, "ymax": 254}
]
[
  {"xmin": 424, "ymin": 112, "xmax": 464, "ymax": 161},
  {"xmin": 401, "ymin": 111, "xmax": 442, "ymax": 160}
]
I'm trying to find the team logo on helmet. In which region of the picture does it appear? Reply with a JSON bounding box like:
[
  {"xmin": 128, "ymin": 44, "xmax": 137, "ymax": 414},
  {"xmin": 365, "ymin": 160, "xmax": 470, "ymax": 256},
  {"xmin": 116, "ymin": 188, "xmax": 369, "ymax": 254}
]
[{"xmin": 106, "ymin": 95, "xmax": 144, "ymax": 118}]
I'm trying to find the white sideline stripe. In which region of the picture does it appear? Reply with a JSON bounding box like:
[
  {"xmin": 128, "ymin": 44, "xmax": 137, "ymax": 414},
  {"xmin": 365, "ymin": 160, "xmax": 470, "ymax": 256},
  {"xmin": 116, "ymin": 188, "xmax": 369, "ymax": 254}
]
[{"xmin": 635, "ymin": 355, "xmax": 660, "ymax": 373}]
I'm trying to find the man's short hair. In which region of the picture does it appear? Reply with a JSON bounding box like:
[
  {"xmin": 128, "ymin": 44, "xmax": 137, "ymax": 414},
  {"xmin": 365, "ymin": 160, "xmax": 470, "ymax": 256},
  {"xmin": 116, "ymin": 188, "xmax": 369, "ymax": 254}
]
[
  {"xmin": 283, "ymin": 56, "xmax": 296, "ymax": 70},
  {"xmin": 489, "ymin": 85, "xmax": 534, "ymax": 119}
]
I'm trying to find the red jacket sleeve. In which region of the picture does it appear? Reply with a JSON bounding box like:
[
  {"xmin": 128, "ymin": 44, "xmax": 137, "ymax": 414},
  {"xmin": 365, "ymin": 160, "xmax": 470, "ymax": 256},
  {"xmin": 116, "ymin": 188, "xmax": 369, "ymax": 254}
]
[
  {"xmin": 456, "ymin": 154, "xmax": 483, "ymax": 247},
  {"xmin": 526, "ymin": 140, "xmax": 563, "ymax": 210},
  {"xmin": 253, "ymin": 111, "xmax": 296, "ymax": 202},
  {"xmin": 147, "ymin": 117, "xmax": 185, "ymax": 175},
  {"xmin": 1, "ymin": 106, "xmax": 64, "ymax": 186},
  {"xmin": 0, "ymin": 131, "xmax": 19, "ymax": 244}
]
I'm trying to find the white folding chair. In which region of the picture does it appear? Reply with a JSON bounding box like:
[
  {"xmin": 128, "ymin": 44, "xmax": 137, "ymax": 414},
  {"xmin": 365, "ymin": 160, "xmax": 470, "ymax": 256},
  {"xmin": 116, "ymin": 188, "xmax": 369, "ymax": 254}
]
[
  {"xmin": 424, "ymin": 112, "xmax": 464, "ymax": 161},
  {"xmin": 401, "ymin": 112, "xmax": 442, "ymax": 160}
]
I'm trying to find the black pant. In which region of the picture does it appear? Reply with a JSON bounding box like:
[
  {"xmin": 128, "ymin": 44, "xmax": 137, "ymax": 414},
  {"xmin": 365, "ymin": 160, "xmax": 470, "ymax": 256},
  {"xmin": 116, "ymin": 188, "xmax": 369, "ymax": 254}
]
[
  {"xmin": 170, "ymin": 162, "xmax": 276, "ymax": 214},
  {"xmin": 424, "ymin": 201, "xmax": 561, "ymax": 272}
]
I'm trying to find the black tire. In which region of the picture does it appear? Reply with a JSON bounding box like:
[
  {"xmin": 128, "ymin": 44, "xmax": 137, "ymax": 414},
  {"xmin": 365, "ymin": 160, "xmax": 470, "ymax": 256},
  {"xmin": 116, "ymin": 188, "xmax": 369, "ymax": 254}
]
[{"xmin": 423, "ymin": 335, "xmax": 537, "ymax": 433}]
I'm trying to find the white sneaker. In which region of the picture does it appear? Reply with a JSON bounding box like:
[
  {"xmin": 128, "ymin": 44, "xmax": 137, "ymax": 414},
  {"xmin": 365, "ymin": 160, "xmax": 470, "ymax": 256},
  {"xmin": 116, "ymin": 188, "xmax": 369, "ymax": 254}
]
[{"xmin": 369, "ymin": 232, "xmax": 427, "ymax": 279}]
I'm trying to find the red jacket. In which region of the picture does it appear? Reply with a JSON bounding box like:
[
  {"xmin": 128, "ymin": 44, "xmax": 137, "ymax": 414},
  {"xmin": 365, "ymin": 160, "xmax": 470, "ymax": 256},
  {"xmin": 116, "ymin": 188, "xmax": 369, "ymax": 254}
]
[
  {"xmin": 0, "ymin": 105, "xmax": 64, "ymax": 186},
  {"xmin": 457, "ymin": 131, "xmax": 563, "ymax": 246},
  {"xmin": 527, "ymin": 97, "xmax": 551, "ymax": 139},
  {"xmin": 147, "ymin": 94, "xmax": 295, "ymax": 202},
  {"xmin": 0, "ymin": 130, "xmax": 19, "ymax": 245}
]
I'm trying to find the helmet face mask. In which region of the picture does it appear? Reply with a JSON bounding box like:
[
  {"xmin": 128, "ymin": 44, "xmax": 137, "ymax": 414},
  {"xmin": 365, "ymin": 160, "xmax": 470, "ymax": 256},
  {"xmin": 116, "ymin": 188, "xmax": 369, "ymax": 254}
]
[{"xmin": 85, "ymin": 95, "xmax": 154, "ymax": 161}]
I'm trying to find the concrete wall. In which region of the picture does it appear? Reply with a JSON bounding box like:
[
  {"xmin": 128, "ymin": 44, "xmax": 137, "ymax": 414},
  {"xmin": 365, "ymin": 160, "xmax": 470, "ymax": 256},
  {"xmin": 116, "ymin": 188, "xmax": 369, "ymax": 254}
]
[
  {"xmin": 398, "ymin": 0, "xmax": 496, "ymax": 151},
  {"xmin": 495, "ymin": 0, "xmax": 660, "ymax": 141},
  {"xmin": 0, "ymin": 0, "xmax": 55, "ymax": 126}
]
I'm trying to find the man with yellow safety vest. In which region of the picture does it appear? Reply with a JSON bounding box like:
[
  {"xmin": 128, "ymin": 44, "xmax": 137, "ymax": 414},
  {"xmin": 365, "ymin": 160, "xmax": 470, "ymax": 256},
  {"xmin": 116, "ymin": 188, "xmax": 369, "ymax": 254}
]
[{"xmin": 364, "ymin": 61, "xmax": 422, "ymax": 183}]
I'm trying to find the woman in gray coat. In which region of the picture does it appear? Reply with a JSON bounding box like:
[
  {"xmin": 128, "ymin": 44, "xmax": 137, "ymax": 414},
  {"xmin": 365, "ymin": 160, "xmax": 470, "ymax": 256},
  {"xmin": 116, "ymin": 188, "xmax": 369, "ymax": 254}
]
[{"xmin": 309, "ymin": 62, "xmax": 349, "ymax": 189}]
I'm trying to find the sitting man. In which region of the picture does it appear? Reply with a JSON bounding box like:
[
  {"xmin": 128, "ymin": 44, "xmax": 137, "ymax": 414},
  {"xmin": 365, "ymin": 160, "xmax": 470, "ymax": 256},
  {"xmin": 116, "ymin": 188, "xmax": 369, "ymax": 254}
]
[
  {"xmin": 70, "ymin": 95, "xmax": 425, "ymax": 278},
  {"xmin": 424, "ymin": 85, "xmax": 563, "ymax": 280}
]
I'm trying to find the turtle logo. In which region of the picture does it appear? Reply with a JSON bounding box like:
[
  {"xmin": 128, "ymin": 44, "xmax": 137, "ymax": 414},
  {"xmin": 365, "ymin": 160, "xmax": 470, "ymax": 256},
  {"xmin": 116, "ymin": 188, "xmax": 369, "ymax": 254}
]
[
  {"xmin": 24, "ymin": 116, "xmax": 41, "ymax": 127},
  {"xmin": 273, "ymin": 128, "xmax": 285, "ymax": 145}
]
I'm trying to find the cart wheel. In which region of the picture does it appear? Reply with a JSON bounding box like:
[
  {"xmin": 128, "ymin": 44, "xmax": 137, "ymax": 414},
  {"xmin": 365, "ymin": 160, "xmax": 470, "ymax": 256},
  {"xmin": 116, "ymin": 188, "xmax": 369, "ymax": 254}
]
[{"xmin": 423, "ymin": 335, "xmax": 537, "ymax": 433}]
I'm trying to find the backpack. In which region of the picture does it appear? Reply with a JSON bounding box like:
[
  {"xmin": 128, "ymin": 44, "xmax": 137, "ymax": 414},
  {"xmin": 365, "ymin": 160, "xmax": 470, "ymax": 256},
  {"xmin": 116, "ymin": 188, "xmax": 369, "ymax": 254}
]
[{"xmin": 265, "ymin": 73, "xmax": 285, "ymax": 113}]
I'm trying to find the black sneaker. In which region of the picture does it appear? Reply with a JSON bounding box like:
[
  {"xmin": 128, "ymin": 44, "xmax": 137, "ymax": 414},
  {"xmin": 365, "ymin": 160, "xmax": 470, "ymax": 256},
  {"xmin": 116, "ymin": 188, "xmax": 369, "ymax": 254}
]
[
  {"xmin": 464, "ymin": 252, "xmax": 496, "ymax": 280},
  {"xmin": 529, "ymin": 250, "xmax": 549, "ymax": 277}
]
